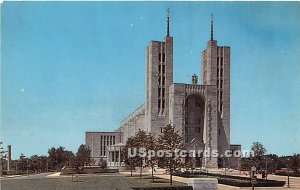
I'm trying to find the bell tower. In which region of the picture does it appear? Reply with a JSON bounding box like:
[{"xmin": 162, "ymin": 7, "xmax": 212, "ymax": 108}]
[{"xmin": 145, "ymin": 9, "xmax": 173, "ymax": 135}]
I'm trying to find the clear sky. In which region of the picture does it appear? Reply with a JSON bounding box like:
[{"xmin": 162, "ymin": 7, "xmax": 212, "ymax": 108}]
[{"xmin": 1, "ymin": 2, "xmax": 300, "ymax": 159}]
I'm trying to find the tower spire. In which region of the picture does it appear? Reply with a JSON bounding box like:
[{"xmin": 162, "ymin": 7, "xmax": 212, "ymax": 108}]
[
  {"xmin": 167, "ymin": 8, "xmax": 170, "ymax": 37},
  {"xmin": 210, "ymin": 14, "xmax": 214, "ymax": 41}
]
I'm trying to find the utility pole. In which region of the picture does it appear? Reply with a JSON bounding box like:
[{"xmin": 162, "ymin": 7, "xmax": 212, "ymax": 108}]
[
  {"xmin": 265, "ymin": 155, "xmax": 268, "ymax": 180},
  {"xmin": 287, "ymin": 158, "xmax": 290, "ymax": 188}
]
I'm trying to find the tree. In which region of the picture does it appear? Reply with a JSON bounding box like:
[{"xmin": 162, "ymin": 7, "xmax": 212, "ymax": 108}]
[
  {"xmin": 251, "ymin": 142, "xmax": 266, "ymax": 157},
  {"xmin": 123, "ymin": 136, "xmax": 140, "ymax": 176},
  {"xmin": 144, "ymin": 132, "xmax": 158, "ymax": 182},
  {"xmin": 158, "ymin": 124, "xmax": 185, "ymax": 185},
  {"xmin": 76, "ymin": 144, "xmax": 92, "ymax": 167},
  {"xmin": 29, "ymin": 155, "xmax": 40, "ymax": 173},
  {"xmin": 18, "ymin": 153, "xmax": 28, "ymax": 172},
  {"xmin": 251, "ymin": 142, "xmax": 267, "ymax": 169},
  {"xmin": 48, "ymin": 146, "xmax": 74, "ymax": 170},
  {"xmin": 39, "ymin": 156, "xmax": 48, "ymax": 172},
  {"xmin": 123, "ymin": 130, "xmax": 154, "ymax": 178},
  {"xmin": 98, "ymin": 158, "xmax": 107, "ymax": 169},
  {"xmin": 290, "ymin": 154, "xmax": 300, "ymax": 173},
  {"xmin": 132, "ymin": 129, "xmax": 149, "ymax": 178}
]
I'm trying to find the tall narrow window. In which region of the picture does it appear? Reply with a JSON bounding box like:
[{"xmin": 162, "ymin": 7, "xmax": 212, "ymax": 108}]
[
  {"xmin": 162, "ymin": 65, "xmax": 165, "ymax": 73},
  {"xmin": 159, "ymin": 53, "xmax": 162, "ymax": 62},
  {"xmin": 221, "ymin": 68, "xmax": 223, "ymax": 78},
  {"xmin": 158, "ymin": 65, "xmax": 161, "ymax": 73},
  {"xmin": 158, "ymin": 99, "xmax": 161, "ymax": 109},
  {"xmin": 162, "ymin": 88, "xmax": 165, "ymax": 98},
  {"xmin": 221, "ymin": 57, "xmax": 223, "ymax": 67},
  {"xmin": 162, "ymin": 53, "xmax": 166, "ymax": 62},
  {"xmin": 162, "ymin": 100, "xmax": 165, "ymax": 109},
  {"xmin": 162, "ymin": 77, "xmax": 165, "ymax": 86}
]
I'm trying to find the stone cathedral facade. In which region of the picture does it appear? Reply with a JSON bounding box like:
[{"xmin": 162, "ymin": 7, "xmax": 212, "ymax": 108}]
[{"xmin": 86, "ymin": 14, "xmax": 240, "ymax": 168}]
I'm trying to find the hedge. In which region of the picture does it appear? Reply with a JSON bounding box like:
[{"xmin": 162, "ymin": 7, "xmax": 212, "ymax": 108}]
[
  {"xmin": 174, "ymin": 172, "xmax": 285, "ymax": 187},
  {"xmin": 275, "ymin": 173, "xmax": 300, "ymax": 177},
  {"xmin": 132, "ymin": 187, "xmax": 193, "ymax": 190}
]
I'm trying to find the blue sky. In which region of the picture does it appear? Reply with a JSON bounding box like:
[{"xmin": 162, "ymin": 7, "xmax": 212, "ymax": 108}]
[{"xmin": 1, "ymin": 2, "xmax": 300, "ymax": 159}]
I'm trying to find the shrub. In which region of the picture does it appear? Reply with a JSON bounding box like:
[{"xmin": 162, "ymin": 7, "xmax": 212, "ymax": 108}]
[
  {"xmin": 174, "ymin": 172, "xmax": 285, "ymax": 187},
  {"xmin": 275, "ymin": 173, "xmax": 300, "ymax": 177},
  {"xmin": 132, "ymin": 187, "xmax": 193, "ymax": 190}
]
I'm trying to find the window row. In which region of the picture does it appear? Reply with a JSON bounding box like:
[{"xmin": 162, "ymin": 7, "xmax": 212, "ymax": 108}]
[
  {"xmin": 217, "ymin": 67, "xmax": 224, "ymax": 78},
  {"xmin": 158, "ymin": 65, "xmax": 166, "ymax": 74},
  {"xmin": 217, "ymin": 80, "xmax": 223, "ymax": 89},
  {"xmin": 158, "ymin": 99, "xmax": 165, "ymax": 109},
  {"xmin": 158, "ymin": 77, "xmax": 165, "ymax": 86},
  {"xmin": 159, "ymin": 53, "xmax": 166, "ymax": 62},
  {"xmin": 217, "ymin": 57, "xmax": 224, "ymax": 67},
  {"xmin": 158, "ymin": 88, "xmax": 165, "ymax": 98}
]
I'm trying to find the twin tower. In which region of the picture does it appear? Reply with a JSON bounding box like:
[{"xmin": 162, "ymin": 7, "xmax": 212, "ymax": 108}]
[{"xmin": 120, "ymin": 13, "xmax": 239, "ymax": 168}]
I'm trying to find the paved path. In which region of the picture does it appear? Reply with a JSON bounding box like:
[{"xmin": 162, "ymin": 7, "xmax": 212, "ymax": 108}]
[
  {"xmin": 121, "ymin": 170, "xmax": 300, "ymax": 189},
  {"xmin": 208, "ymin": 169, "xmax": 300, "ymax": 189},
  {"xmin": 0, "ymin": 172, "xmax": 64, "ymax": 181},
  {"xmin": 154, "ymin": 173, "xmax": 300, "ymax": 190}
]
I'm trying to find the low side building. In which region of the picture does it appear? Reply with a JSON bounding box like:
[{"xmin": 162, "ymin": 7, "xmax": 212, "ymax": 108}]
[{"xmin": 85, "ymin": 132, "xmax": 122, "ymax": 165}]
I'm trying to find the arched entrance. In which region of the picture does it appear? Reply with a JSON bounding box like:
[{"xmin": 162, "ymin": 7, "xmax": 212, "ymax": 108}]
[{"xmin": 184, "ymin": 94, "xmax": 205, "ymax": 145}]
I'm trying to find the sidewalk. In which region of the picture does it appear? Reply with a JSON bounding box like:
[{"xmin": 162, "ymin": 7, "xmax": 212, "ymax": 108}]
[
  {"xmin": 0, "ymin": 175, "xmax": 23, "ymax": 179},
  {"xmin": 120, "ymin": 170, "xmax": 300, "ymax": 189}
]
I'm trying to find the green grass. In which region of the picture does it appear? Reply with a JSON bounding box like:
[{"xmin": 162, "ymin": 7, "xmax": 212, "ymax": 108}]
[{"xmin": 1, "ymin": 174, "xmax": 186, "ymax": 190}]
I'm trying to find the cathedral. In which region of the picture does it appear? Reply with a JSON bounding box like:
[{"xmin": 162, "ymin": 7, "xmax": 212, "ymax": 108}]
[{"xmin": 86, "ymin": 13, "xmax": 240, "ymax": 169}]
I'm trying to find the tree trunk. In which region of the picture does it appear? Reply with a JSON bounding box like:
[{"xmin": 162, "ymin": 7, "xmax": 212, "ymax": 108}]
[
  {"xmin": 170, "ymin": 161, "xmax": 173, "ymax": 185},
  {"xmin": 140, "ymin": 158, "xmax": 142, "ymax": 179},
  {"xmin": 130, "ymin": 164, "xmax": 133, "ymax": 177},
  {"xmin": 151, "ymin": 163, "xmax": 154, "ymax": 182},
  {"xmin": 170, "ymin": 171, "xmax": 173, "ymax": 185}
]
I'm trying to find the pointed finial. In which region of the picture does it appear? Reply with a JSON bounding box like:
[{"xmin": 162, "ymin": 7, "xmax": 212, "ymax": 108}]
[
  {"xmin": 210, "ymin": 14, "xmax": 214, "ymax": 41},
  {"xmin": 167, "ymin": 8, "xmax": 170, "ymax": 37}
]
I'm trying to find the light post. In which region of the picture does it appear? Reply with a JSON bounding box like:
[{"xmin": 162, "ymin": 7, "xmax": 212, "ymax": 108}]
[
  {"xmin": 223, "ymin": 157, "xmax": 227, "ymax": 180},
  {"xmin": 271, "ymin": 158, "xmax": 274, "ymax": 174},
  {"xmin": 251, "ymin": 166, "xmax": 257, "ymax": 190},
  {"xmin": 265, "ymin": 155, "xmax": 268, "ymax": 180},
  {"xmin": 287, "ymin": 158, "xmax": 290, "ymax": 188}
]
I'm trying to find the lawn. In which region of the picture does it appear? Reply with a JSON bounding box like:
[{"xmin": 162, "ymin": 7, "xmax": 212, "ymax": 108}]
[{"xmin": 1, "ymin": 174, "xmax": 186, "ymax": 190}]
